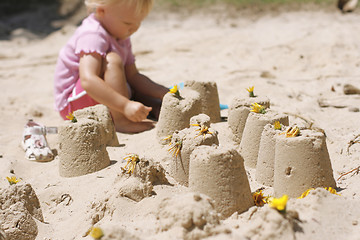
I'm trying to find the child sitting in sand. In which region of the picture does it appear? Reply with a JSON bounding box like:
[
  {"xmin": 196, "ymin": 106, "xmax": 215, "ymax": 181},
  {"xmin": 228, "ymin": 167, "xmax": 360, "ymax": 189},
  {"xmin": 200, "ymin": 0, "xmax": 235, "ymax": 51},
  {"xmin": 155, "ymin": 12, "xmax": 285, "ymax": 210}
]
[{"xmin": 54, "ymin": 0, "xmax": 168, "ymax": 133}]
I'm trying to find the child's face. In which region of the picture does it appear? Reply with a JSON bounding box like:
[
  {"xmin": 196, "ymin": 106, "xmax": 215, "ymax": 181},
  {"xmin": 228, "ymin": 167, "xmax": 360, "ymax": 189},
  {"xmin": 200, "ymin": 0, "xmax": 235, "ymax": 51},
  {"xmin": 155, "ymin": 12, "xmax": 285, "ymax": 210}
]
[{"xmin": 98, "ymin": 2, "xmax": 147, "ymax": 40}]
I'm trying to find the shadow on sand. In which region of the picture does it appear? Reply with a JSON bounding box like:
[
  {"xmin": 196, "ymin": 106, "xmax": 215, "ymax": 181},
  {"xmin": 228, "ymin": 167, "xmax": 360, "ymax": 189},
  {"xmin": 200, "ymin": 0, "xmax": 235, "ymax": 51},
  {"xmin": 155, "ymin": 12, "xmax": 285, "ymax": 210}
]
[{"xmin": 0, "ymin": 0, "xmax": 86, "ymax": 40}]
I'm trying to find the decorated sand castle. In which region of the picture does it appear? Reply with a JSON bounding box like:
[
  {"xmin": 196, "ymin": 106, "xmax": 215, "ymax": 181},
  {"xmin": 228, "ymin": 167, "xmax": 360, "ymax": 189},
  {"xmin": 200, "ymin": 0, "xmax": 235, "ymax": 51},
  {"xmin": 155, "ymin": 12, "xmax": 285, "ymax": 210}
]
[
  {"xmin": 58, "ymin": 83, "xmax": 336, "ymax": 216},
  {"xmin": 273, "ymin": 128, "xmax": 336, "ymax": 198},
  {"xmin": 2, "ymin": 8, "xmax": 360, "ymax": 240},
  {"xmin": 1, "ymin": 81, "xmax": 344, "ymax": 240},
  {"xmin": 156, "ymin": 80, "xmax": 222, "ymax": 141},
  {"xmin": 58, "ymin": 105, "xmax": 119, "ymax": 177},
  {"xmin": 166, "ymin": 113, "xmax": 219, "ymax": 186},
  {"xmin": 228, "ymin": 87, "xmax": 271, "ymax": 144},
  {"xmin": 189, "ymin": 145, "xmax": 254, "ymax": 218}
]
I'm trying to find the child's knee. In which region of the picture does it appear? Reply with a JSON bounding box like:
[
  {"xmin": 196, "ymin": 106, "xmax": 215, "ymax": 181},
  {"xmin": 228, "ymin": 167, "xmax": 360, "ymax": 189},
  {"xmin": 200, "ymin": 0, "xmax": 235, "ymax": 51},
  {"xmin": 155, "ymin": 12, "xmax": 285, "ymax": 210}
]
[{"xmin": 105, "ymin": 52, "xmax": 124, "ymax": 69}]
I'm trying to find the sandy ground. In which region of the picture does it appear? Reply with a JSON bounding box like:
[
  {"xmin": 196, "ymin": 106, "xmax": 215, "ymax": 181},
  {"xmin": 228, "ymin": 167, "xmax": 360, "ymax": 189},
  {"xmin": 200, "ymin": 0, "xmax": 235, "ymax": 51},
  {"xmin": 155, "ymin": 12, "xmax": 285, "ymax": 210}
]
[{"xmin": 1, "ymin": 4, "xmax": 360, "ymax": 240}]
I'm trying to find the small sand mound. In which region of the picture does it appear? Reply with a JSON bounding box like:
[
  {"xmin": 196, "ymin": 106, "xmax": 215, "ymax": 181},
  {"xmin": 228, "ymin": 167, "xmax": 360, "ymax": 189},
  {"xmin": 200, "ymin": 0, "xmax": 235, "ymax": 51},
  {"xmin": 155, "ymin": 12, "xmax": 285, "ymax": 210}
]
[
  {"xmin": 243, "ymin": 206, "xmax": 299, "ymax": 240},
  {"xmin": 156, "ymin": 192, "xmax": 227, "ymax": 240},
  {"xmin": 116, "ymin": 156, "xmax": 169, "ymax": 202},
  {"xmin": 88, "ymin": 198, "xmax": 113, "ymax": 226},
  {"xmin": 117, "ymin": 177, "xmax": 153, "ymax": 202},
  {"xmin": 222, "ymin": 188, "xmax": 359, "ymax": 240},
  {"xmin": 133, "ymin": 156, "xmax": 169, "ymax": 186},
  {"xmin": 0, "ymin": 183, "xmax": 43, "ymax": 240},
  {"xmin": 288, "ymin": 188, "xmax": 360, "ymax": 239},
  {"xmin": 93, "ymin": 223, "xmax": 140, "ymax": 240}
]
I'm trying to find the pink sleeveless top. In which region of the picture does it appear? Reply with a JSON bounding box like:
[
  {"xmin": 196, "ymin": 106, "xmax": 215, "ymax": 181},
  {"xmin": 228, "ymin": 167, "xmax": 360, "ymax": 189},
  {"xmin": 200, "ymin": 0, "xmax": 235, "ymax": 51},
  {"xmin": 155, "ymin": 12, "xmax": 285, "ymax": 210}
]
[{"xmin": 54, "ymin": 13, "xmax": 135, "ymax": 111}]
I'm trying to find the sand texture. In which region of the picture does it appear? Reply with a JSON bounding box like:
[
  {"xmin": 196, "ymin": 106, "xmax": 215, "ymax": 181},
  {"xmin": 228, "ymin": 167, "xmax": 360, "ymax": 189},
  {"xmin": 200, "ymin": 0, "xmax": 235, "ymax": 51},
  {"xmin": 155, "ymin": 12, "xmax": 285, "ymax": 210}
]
[{"xmin": 1, "ymin": 3, "xmax": 360, "ymax": 240}]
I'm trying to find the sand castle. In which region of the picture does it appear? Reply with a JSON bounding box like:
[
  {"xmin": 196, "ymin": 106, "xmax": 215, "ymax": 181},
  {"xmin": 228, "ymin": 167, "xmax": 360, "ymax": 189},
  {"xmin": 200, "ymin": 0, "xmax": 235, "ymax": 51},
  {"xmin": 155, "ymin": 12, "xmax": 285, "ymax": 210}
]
[
  {"xmin": 189, "ymin": 145, "xmax": 254, "ymax": 218},
  {"xmin": 167, "ymin": 114, "xmax": 219, "ymax": 186},
  {"xmin": 58, "ymin": 104, "xmax": 119, "ymax": 178},
  {"xmin": 239, "ymin": 109, "xmax": 289, "ymax": 168},
  {"xmin": 156, "ymin": 80, "xmax": 222, "ymax": 142},
  {"xmin": 273, "ymin": 129, "xmax": 336, "ymax": 198},
  {"xmin": 256, "ymin": 123, "xmax": 286, "ymax": 186},
  {"xmin": 52, "ymin": 84, "xmax": 337, "ymax": 239},
  {"xmin": 228, "ymin": 95, "xmax": 270, "ymax": 143},
  {"xmin": 226, "ymin": 87, "xmax": 336, "ymax": 199},
  {"xmin": 183, "ymin": 81, "xmax": 221, "ymax": 123},
  {"xmin": 159, "ymin": 84, "xmax": 336, "ymax": 203}
]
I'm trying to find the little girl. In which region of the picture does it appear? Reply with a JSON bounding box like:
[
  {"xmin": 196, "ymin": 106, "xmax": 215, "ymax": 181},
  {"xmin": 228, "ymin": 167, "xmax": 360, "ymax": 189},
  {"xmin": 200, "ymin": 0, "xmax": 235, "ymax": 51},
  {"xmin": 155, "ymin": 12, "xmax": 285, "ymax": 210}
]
[{"xmin": 54, "ymin": 0, "xmax": 168, "ymax": 133}]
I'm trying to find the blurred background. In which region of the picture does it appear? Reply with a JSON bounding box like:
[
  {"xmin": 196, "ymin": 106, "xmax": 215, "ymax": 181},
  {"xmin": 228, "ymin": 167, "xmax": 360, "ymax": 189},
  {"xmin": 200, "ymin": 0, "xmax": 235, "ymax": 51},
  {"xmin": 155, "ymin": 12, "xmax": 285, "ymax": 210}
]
[
  {"xmin": 0, "ymin": 0, "xmax": 85, "ymax": 39},
  {"xmin": 0, "ymin": 0, "xmax": 356, "ymax": 39}
]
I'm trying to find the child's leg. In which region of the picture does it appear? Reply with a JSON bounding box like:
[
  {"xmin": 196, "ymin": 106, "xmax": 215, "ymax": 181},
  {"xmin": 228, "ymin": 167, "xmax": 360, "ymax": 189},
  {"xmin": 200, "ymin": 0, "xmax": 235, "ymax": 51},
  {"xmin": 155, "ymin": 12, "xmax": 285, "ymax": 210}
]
[{"xmin": 103, "ymin": 52, "xmax": 154, "ymax": 133}]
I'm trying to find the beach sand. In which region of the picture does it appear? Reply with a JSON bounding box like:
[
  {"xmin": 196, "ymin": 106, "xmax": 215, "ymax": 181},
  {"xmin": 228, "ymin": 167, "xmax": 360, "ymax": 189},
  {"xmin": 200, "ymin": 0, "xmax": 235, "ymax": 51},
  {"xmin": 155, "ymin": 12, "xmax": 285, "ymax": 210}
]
[{"xmin": 1, "ymin": 3, "xmax": 360, "ymax": 239}]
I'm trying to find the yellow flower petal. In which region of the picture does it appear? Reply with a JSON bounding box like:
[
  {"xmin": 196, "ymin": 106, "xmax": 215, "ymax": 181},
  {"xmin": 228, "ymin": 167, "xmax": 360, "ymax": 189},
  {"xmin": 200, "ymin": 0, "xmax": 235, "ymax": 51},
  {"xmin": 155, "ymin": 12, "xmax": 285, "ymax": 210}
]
[
  {"xmin": 252, "ymin": 190, "xmax": 268, "ymax": 206},
  {"xmin": 246, "ymin": 86, "xmax": 255, "ymax": 97},
  {"xmin": 169, "ymin": 85, "xmax": 181, "ymax": 98},
  {"xmin": 246, "ymin": 86, "xmax": 255, "ymax": 92},
  {"xmin": 269, "ymin": 195, "xmax": 288, "ymax": 211},
  {"xmin": 89, "ymin": 227, "xmax": 104, "ymax": 239},
  {"xmin": 250, "ymin": 102, "xmax": 266, "ymax": 114},
  {"xmin": 274, "ymin": 121, "xmax": 281, "ymax": 130},
  {"xmin": 66, "ymin": 112, "xmax": 77, "ymax": 123},
  {"xmin": 169, "ymin": 85, "xmax": 178, "ymax": 94},
  {"xmin": 66, "ymin": 112, "xmax": 73, "ymax": 120},
  {"xmin": 6, "ymin": 176, "xmax": 20, "ymax": 185},
  {"xmin": 325, "ymin": 187, "xmax": 341, "ymax": 196},
  {"xmin": 298, "ymin": 188, "xmax": 315, "ymax": 199}
]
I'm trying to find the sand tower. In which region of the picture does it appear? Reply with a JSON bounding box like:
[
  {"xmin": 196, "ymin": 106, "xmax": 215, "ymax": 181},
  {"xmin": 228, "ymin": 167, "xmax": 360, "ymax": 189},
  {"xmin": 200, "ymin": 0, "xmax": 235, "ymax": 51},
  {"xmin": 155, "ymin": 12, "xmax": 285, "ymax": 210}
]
[
  {"xmin": 228, "ymin": 96, "xmax": 270, "ymax": 144},
  {"xmin": 156, "ymin": 80, "xmax": 222, "ymax": 142},
  {"xmin": 184, "ymin": 80, "xmax": 221, "ymax": 123},
  {"xmin": 256, "ymin": 123, "xmax": 286, "ymax": 186},
  {"xmin": 0, "ymin": 183, "xmax": 44, "ymax": 240},
  {"xmin": 273, "ymin": 129, "xmax": 336, "ymax": 198},
  {"xmin": 189, "ymin": 145, "xmax": 254, "ymax": 218},
  {"xmin": 59, "ymin": 104, "xmax": 119, "ymax": 177},
  {"xmin": 167, "ymin": 114, "xmax": 219, "ymax": 186},
  {"xmin": 156, "ymin": 89, "xmax": 201, "ymax": 141},
  {"xmin": 239, "ymin": 109, "xmax": 289, "ymax": 168}
]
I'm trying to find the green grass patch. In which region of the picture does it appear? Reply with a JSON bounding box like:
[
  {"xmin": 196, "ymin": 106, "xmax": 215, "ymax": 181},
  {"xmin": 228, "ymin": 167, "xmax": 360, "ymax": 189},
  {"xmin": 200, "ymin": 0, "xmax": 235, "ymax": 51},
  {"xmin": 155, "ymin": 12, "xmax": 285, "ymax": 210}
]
[{"xmin": 156, "ymin": 0, "xmax": 337, "ymax": 9}]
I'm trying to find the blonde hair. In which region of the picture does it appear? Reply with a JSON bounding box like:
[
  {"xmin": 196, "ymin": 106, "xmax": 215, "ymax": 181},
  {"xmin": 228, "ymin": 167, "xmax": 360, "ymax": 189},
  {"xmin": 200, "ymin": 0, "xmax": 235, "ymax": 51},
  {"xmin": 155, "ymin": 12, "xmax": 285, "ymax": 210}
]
[{"xmin": 84, "ymin": 0, "xmax": 153, "ymax": 15}]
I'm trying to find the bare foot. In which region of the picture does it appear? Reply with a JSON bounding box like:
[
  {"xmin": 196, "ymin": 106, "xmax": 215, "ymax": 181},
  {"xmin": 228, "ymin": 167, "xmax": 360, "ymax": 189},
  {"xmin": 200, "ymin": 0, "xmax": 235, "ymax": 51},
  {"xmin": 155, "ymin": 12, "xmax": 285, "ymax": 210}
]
[{"xmin": 114, "ymin": 119, "xmax": 155, "ymax": 133}]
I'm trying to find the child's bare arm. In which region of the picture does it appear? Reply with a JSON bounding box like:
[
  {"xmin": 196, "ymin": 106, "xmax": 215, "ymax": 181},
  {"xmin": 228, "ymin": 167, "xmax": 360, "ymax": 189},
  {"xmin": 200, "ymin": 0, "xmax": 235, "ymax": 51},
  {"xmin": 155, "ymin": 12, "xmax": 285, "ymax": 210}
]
[
  {"xmin": 79, "ymin": 53, "xmax": 151, "ymax": 122},
  {"xmin": 125, "ymin": 63, "xmax": 168, "ymax": 99}
]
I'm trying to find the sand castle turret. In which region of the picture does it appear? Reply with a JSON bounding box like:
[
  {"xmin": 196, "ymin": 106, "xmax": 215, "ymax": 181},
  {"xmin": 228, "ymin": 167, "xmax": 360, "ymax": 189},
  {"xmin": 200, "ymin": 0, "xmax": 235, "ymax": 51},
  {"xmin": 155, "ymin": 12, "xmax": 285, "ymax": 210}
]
[
  {"xmin": 228, "ymin": 96, "xmax": 270, "ymax": 143},
  {"xmin": 189, "ymin": 145, "xmax": 254, "ymax": 218},
  {"xmin": 167, "ymin": 114, "xmax": 219, "ymax": 186},
  {"xmin": 156, "ymin": 89, "xmax": 201, "ymax": 141},
  {"xmin": 256, "ymin": 123, "xmax": 286, "ymax": 186},
  {"xmin": 58, "ymin": 104, "xmax": 119, "ymax": 177},
  {"xmin": 273, "ymin": 129, "xmax": 336, "ymax": 198},
  {"xmin": 184, "ymin": 81, "xmax": 221, "ymax": 123},
  {"xmin": 156, "ymin": 80, "xmax": 221, "ymax": 142},
  {"xmin": 239, "ymin": 109, "xmax": 289, "ymax": 168}
]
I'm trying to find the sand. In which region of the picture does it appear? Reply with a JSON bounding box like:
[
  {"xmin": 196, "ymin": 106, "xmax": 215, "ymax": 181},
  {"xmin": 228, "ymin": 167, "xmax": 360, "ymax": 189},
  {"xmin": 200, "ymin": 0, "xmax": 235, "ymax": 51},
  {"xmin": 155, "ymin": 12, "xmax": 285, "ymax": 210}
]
[{"xmin": 1, "ymin": 3, "xmax": 360, "ymax": 240}]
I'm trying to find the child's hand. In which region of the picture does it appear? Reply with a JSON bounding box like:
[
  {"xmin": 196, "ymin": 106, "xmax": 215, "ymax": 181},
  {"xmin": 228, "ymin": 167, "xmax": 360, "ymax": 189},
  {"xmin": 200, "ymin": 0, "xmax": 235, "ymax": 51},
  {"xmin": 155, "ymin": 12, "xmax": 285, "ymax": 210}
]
[{"xmin": 124, "ymin": 101, "xmax": 152, "ymax": 122}]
